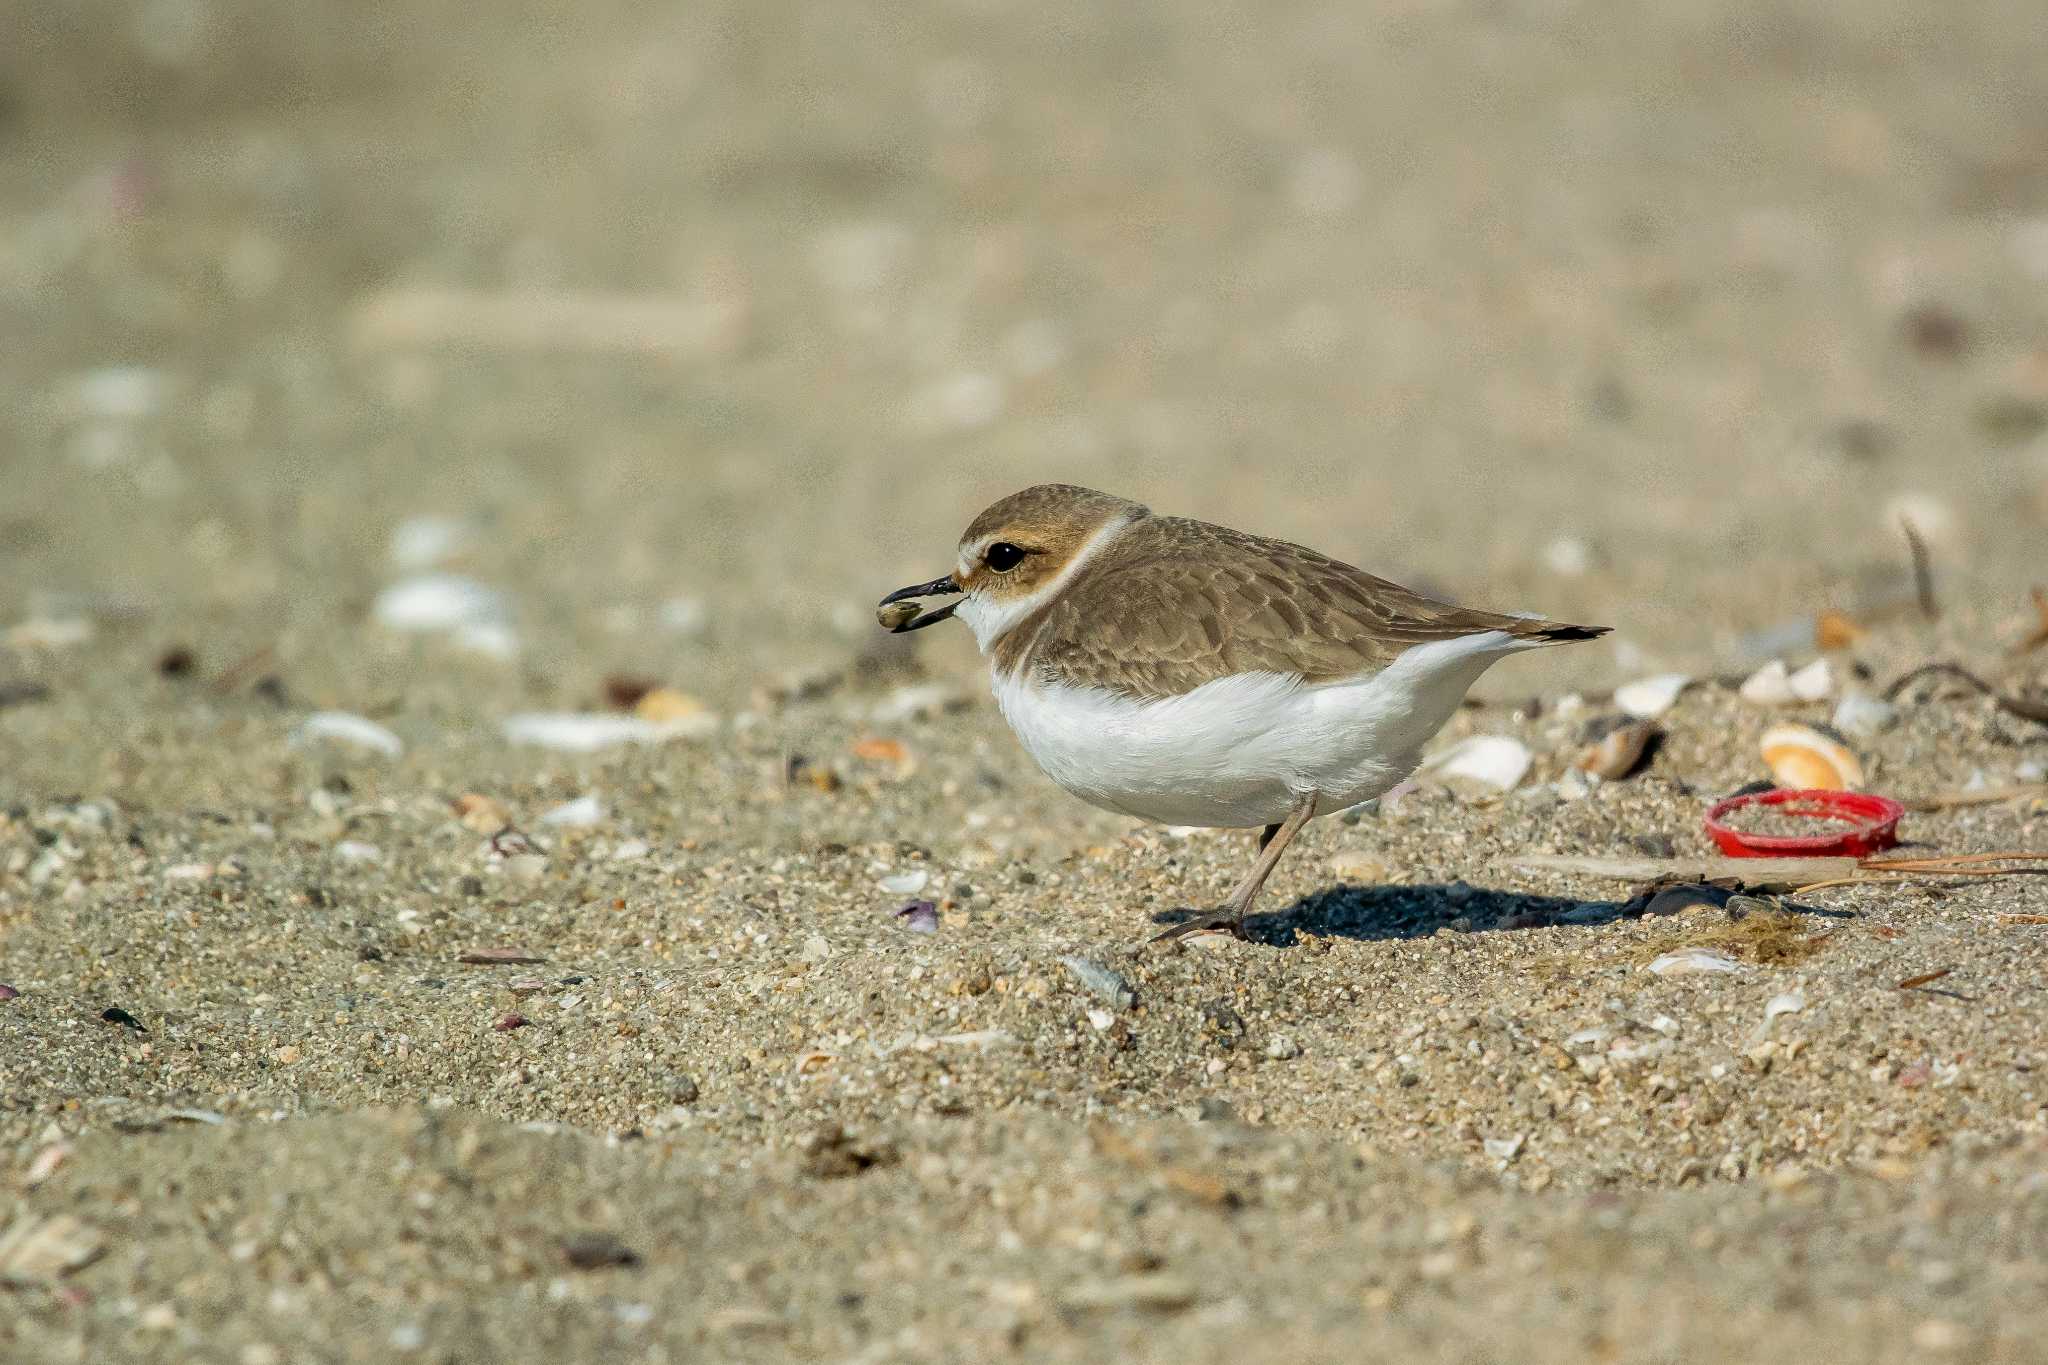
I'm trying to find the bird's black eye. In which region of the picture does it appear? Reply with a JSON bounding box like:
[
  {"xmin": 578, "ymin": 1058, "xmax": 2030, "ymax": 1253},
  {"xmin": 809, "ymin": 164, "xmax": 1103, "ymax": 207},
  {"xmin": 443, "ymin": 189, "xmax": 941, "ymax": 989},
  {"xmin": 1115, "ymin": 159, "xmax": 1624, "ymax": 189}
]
[{"xmin": 985, "ymin": 542, "xmax": 1027, "ymax": 572}]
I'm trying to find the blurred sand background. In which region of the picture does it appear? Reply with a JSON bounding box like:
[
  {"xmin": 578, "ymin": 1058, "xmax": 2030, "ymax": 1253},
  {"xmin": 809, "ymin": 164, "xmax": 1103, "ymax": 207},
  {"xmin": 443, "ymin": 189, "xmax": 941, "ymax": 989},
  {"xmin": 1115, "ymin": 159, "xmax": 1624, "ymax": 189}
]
[{"xmin": 4, "ymin": 1, "xmax": 2048, "ymax": 1361}]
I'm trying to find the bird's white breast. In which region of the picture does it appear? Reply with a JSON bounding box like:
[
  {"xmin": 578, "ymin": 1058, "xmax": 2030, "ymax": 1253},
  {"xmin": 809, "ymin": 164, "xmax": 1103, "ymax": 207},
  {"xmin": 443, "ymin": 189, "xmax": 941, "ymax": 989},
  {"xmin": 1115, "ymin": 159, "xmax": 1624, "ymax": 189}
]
[{"xmin": 990, "ymin": 630, "xmax": 1532, "ymax": 828}]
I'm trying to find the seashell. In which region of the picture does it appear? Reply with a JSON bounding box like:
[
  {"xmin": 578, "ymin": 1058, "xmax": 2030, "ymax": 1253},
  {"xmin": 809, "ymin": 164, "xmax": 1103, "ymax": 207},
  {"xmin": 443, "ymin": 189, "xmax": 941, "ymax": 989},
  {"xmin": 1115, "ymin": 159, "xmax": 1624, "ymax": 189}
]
[
  {"xmin": 1738, "ymin": 659, "xmax": 1797, "ymax": 706},
  {"xmin": 5, "ymin": 617, "xmax": 93, "ymax": 650},
  {"xmin": 1763, "ymin": 990, "xmax": 1806, "ymax": 1022},
  {"xmin": 292, "ymin": 711, "xmax": 404, "ymax": 758},
  {"xmin": 1423, "ymin": 735, "xmax": 1532, "ymax": 792},
  {"xmin": 878, "ymin": 870, "xmax": 929, "ymax": 896},
  {"xmin": 1483, "ymin": 1134, "xmax": 1525, "ymax": 1162},
  {"xmin": 876, "ymin": 600, "xmax": 922, "ymax": 631},
  {"xmin": 0, "ymin": 1213, "xmax": 106, "ymax": 1286},
  {"xmin": 452, "ymin": 621, "xmax": 520, "ymax": 660},
  {"xmin": 502, "ymin": 710, "xmax": 714, "ymax": 751},
  {"xmin": 1577, "ymin": 720, "xmax": 1657, "ymax": 780},
  {"xmin": 1760, "ymin": 722, "xmax": 1864, "ymax": 790},
  {"xmin": 538, "ymin": 795, "xmax": 605, "ymax": 828},
  {"xmin": 1060, "ymin": 955, "xmax": 1137, "ymax": 1010},
  {"xmin": 1646, "ymin": 947, "xmax": 1745, "ymax": 976},
  {"xmin": 388, "ymin": 516, "xmax": 471, "ymax": 570},
  {"xmin": 1614, "ymin": 673, "xmax": 1689, "ymax": 720},
  {"xmin": 1788, "ymin": 658, "xmax": 1834, "ymax": 702},
  {"xmin": 659, "ymin": 596, "xmax": 708, "ymax": 636},
  {"xmin": 1540, "ymin": 536, "xmax": 1595, "ymax": 576},
  {"xmin": 893, "ymin": 900, "xmax": 939, "ymax": 934},
  {"xmin": 371, "ymin": 574, "xmax": 507, "ymax": 632},
  {"xmin": 1831, "ymin": 693, "xmax": 1898, "ymax": 740}
]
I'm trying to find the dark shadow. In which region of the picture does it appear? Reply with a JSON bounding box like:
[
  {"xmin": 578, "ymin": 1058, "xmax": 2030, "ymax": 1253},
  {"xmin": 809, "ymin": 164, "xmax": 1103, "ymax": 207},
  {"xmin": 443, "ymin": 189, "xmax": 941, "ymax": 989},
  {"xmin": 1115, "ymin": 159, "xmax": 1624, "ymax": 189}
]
[{"xmin": 1150, "ymin": 881, "xmax": 1855, "ymax": 947}]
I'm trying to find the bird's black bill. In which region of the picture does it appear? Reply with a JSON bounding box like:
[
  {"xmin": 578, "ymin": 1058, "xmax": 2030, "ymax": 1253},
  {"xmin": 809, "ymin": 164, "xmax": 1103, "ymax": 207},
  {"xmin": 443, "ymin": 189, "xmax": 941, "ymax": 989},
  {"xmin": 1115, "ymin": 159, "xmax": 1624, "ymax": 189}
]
[{"xmin": 877, "ymin": 576, "xmax": 962, "ymax": 633}]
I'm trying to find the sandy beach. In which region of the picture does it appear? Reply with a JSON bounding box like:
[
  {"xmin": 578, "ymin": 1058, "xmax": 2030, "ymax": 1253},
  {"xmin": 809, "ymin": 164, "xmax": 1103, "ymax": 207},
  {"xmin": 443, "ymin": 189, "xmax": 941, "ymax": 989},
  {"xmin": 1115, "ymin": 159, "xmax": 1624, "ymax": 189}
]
[{"xmin": 4, "ymin": 1, "xmax": 2048, "ymax": 1360}]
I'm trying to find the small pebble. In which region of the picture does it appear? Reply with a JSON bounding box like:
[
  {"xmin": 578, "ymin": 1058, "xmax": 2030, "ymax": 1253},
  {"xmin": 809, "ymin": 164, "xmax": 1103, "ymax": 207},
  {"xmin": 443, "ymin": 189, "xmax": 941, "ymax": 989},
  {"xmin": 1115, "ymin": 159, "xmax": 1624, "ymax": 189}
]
[
  {"xmin": 560, "ymin": 1233, "xmax": 640, "ymax": 1270},
  {"xmin": 878, "ymin": 870, "xmax": 929, "ymax": 895},
  {"xmin": 494, "ymin": 1013, "xmax": 529, "ymax": 1032}
]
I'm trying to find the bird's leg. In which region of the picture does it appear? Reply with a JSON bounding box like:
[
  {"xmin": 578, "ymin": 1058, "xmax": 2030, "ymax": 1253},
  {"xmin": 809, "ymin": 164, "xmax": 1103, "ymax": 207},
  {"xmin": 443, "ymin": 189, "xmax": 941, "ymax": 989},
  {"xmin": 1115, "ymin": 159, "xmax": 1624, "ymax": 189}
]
[{"xmin": 1152, "ymin": 794, "xmax": 1318, "ymax": 943}]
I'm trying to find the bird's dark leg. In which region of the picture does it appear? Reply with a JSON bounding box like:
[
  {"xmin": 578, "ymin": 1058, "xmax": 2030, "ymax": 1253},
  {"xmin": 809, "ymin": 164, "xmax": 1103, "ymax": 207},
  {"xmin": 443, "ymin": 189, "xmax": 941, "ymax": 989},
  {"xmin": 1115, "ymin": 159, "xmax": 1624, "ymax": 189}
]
[{"xmin": 1152, "ymin": 794, "xmax": 1318, "ymax": 943}]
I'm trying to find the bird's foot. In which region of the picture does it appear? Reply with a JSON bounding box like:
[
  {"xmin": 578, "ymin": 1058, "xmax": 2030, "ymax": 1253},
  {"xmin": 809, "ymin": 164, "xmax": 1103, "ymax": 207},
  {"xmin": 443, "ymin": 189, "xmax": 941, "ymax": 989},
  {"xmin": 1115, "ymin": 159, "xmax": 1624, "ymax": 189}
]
[{"xmin": 1149, "ymin": 911, "xmax": 1245, "ymax": 945}]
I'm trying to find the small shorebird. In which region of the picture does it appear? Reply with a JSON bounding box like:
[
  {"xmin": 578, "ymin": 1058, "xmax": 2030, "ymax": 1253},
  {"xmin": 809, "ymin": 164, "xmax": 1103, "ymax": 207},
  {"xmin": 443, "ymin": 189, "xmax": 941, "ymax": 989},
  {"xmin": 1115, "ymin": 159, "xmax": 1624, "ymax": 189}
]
[{"xmin": 879, "ymin": 485, "xmax": 1607, "ymax": 941}]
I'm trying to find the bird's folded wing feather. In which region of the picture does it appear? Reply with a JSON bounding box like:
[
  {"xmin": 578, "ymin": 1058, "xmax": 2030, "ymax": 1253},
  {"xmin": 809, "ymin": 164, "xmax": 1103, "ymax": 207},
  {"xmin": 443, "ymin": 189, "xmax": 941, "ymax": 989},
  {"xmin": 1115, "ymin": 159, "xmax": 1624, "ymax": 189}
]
[{"xmin": 1025, "ymin": 518, "xmax": 1574, "ymax": 701}]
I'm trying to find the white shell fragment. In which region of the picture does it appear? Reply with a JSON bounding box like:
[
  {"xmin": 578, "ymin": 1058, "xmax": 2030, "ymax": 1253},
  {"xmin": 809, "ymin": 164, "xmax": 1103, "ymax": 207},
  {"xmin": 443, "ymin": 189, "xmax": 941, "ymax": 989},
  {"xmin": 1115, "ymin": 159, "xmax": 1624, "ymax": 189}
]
[
  {"xmin": 501, "ymin": 710, "xmax": 716, "ymax": 751},
  {"xmin": 1645, "ymin": 947, "xmax": 1746, "ymax": 976},
  {"xmin": 1061, "ymin": 955, "xmax": 1137, "ymax": 1010},
  {"xmin": 372, "ymin": 574, "xmax": 508, "ymax": 632},
  {"xmin": 1738, "ymin": 660, "xmax": 1796, "ymax": 706},
  {"xmin": 452, "ymin": 621, "xmax": 521, "ymax": 661},
  {"xmin": 388, "ymin": 516, "xmax": 472, "ymax": 570},
  {"xmin": 291, "ymin": 711, "xmax": 404, "ymax": 759},
  {"xmin": 538, "ymin": 795, "xmax": 606, "ymax": 828},
  {"xmin": 0, "ymin": 1213, "xmax": 106, "ymax": 1286},
  {"xmin": 878, "ymin": 870, "xmax": 929, "ymax": 896},
  {"xmin": 1764, "ymin": 990, "xmax": 1806, "ymax": 1022},
  {"xmin": 1614, "ymin": 674, "xmax": 1689, "ymax": 720},
  {"xmin": 1831, "ymin": 692, "xmax": 1898, "ymax": 740},
  {"xmin": 1482, "ymin": 1134, "xmax": 1526, "ymax": 1162},
  {"xmin": 5, "ymin": 618, "xmax": 94, "ymax": 650},
  {"xmin": 1788, "ymin": 658, "xmax": 1835, "ymax": 702},
  {"xmin": 1423, "ymin": 735, "xmax": 1532, "ymax": 792}
]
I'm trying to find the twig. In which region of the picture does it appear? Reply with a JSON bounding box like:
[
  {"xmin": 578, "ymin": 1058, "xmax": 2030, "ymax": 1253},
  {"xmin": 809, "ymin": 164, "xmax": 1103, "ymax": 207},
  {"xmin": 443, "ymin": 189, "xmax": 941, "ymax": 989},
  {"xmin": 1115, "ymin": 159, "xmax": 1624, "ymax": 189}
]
[
  {"xmin": 2001, "ymin": 913, "xmax": 2048, "ymax": 925},
  {"xmin": 1902, "ymin": 783, "xmax": 2048, "ymax": 811},
  {"xmin": 1896, "ymin": 967, "xmax": 1953, "ymax": 991},
  {"xmin": 1882, "ymin": 661, "xmax": 2048, "ymax": 725},
  {"xmin": 1900, "ymin": 517, "xmax": 1939, "ymax": 621}
]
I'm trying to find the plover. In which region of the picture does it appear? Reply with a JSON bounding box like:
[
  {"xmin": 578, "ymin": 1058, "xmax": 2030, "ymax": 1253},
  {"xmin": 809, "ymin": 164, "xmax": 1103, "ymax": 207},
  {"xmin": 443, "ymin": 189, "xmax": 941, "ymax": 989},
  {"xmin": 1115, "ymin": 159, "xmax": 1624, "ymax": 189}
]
[{"xmin": 879, "ymin": 484, "xmax": 1608, "ymax": 940}]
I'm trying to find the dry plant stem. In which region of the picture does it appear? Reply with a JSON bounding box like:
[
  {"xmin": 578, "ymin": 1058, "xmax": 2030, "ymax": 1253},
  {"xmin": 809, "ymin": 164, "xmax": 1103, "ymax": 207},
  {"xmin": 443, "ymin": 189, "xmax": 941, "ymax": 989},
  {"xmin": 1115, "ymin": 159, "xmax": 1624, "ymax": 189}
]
[
  {"xmin": 1900, "ymin": 517, "xmax": 1939, "ymax": 621},
  {"xmin": 1904, "ymin": 784, "xmax": 2048, "ymax": 811},
  {"xmin": 1883, "ymin": 661, "xmax": 2048, "ymax": 725}
]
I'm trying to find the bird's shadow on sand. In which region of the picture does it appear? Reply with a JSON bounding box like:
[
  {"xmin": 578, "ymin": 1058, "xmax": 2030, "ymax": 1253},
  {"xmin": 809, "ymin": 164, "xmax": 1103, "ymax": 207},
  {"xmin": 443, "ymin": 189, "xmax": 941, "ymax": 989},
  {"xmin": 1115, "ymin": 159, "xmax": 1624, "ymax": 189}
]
[{"xmin": 1151, "ymin": 881, "xmax": 1853, "ymax": 946}]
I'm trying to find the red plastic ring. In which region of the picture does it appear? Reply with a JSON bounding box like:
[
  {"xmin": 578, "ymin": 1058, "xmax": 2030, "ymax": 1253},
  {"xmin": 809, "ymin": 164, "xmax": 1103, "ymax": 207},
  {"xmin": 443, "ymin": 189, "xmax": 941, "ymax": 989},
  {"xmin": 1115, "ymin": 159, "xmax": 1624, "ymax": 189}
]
[{"xmin": 1703, "ymin": 788, "xmax": 1905, "ymax": 858}]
